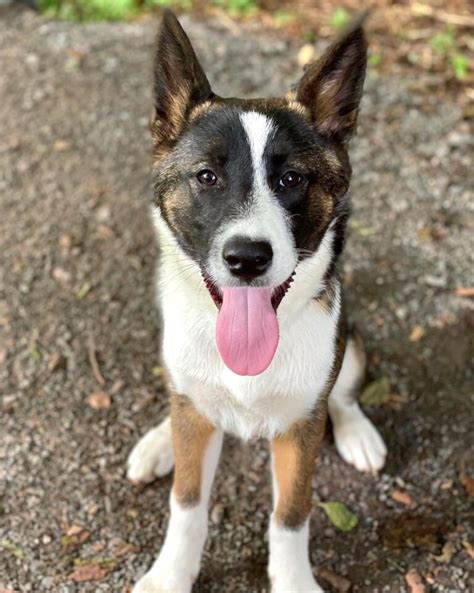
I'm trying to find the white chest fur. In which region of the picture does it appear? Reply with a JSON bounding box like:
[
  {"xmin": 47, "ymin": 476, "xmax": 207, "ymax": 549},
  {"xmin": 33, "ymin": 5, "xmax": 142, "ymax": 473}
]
[{"xmin": 156, "ymin": 215, "xmax": 340, "ymax": 440}]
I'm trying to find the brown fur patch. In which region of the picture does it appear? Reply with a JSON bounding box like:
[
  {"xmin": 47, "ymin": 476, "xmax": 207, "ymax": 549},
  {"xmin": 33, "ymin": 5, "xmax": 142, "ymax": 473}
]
[
  {"xmin": 170, "ymin": 393, "xmax": 216, "ymax": 507},
  {"xmin": 272, "ymin": 316, "xmax": 347, "ymax": 529},
  {"xmin": 272, "ymin": 401, "xmax": 327, "ymax": 529}
]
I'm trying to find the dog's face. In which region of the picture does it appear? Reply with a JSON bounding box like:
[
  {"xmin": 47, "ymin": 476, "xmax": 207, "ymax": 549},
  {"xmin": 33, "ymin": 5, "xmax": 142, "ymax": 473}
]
[{"xmin": 152, "ymin": 11, "xmax": 367, "ymax": 305}]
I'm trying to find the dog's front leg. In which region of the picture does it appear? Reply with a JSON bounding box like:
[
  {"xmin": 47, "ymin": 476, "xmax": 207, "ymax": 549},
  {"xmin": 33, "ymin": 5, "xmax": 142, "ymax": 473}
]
[
  {"xmin": 133, "ymin": 394, "xmax": 223, "ymax": 593},
  {"xmin": 269, "ymin": 406, "xmax": 328, "ymax": 593}
]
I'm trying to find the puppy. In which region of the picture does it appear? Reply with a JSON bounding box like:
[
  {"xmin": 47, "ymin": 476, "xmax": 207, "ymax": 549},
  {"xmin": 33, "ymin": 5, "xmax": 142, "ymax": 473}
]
[{"xmin": 127, "ymin": 10, "xmax": 387, "ymax": 592}]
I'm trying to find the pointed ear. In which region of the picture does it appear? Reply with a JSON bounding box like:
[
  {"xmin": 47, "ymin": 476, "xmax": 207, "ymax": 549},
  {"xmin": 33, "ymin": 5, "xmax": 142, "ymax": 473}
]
[
  {"xmin": 296, "ymin": 14, "xmax": 368, "ymax": 143},
  {"xmin": 151, "ymin": 10, "xmax": 213, "ymax": 153}
]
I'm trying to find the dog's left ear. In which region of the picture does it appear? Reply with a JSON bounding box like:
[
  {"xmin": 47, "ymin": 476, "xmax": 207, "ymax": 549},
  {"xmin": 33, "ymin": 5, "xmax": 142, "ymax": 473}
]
[
  {"xmin": 151, "ymin": 10, "xmax": 213, "ymax": 153},
  {"xmin": 296, "ymin": 13, "xmax": 368, "ymax": 144}
]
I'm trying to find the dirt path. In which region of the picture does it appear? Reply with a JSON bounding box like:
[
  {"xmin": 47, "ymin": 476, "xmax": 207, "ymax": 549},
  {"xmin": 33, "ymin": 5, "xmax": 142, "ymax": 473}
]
[{"xmin": 1, "ymin": 6, "xmax": 473, "ymax": 593}]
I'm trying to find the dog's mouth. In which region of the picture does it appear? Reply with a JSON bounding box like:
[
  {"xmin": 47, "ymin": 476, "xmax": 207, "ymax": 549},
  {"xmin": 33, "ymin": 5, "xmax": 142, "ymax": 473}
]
[
  {"xmin": 202, "ymin": 272, "xmax": 295, "ymax": 377},
  {"xmin": 202, "ymin": 272, "xmax": 295, "ymax": 311}
]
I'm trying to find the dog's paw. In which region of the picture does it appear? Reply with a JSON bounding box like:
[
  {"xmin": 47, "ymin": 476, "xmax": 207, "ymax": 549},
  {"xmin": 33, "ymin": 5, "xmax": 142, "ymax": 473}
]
[
  {"xmin": 333, "ymin": 405, "xmax": 387, "ymax": 473},
  {"xmin": 132, "ymin": 569, "xmax": 192, "ymax": 593},
  {"xmin": 271, "ymin": 574, "xmax": 325, "ymax": 593},
  {"xmin": 127, "ymin": 417, "xmax": 174, "ymax": 484}
]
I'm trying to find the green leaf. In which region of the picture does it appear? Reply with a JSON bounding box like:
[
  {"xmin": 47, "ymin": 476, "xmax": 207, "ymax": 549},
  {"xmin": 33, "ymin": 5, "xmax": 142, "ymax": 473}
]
[
  {"xmin": 318, "ymin": 501, "xmax": 358, "ymax": 531},
  {"xmin": 360, "ymin": 377, "xmax": 391, "ymax": 406},
  {"xmin": 348, "ymin": 218, "xmax": 376, "ymax": 237},
  {"xmin": 368, "ymin": 53, "xmax": 382, "ymax": 68},
  {"xmin": 151, "ymin": 366, "xmax": 163, "ymax": 377},
  {"xmin": 330, "ymin": 7, "xmax": 350, "ymax": 30},
  {"xmin": 450, "ymin": 53, "xmax": 468, "ymax": 80},
  {"xmin": 1, "ymin": 539, "xmax": 25, "ymax": 558},
  {"xmin": 76, "ymin": 281, "xmax": 92, "ymax": 300},
  {"xmin": 430, "ymin": 27, "xmax": 455, "ymax": 56}
]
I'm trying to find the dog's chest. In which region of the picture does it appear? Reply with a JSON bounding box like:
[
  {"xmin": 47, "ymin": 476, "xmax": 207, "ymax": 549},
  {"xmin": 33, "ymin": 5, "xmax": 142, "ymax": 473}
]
[{"xmin": 159, "ymin": 279, "xmax": 338, "ymax": 440}]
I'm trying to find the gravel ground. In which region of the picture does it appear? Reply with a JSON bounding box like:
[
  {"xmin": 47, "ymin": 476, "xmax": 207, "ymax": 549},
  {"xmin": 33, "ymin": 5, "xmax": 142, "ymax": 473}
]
[{"xmin": 0, "ymin": 6, "xmax": 473, "ymax": 593}]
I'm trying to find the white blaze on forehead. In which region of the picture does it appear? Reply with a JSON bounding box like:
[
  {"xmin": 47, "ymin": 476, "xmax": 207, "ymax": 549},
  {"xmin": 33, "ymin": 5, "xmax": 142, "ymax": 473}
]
[{"xmin": 239, "ymin": 111, "xmax": 274, "ymax": 188}]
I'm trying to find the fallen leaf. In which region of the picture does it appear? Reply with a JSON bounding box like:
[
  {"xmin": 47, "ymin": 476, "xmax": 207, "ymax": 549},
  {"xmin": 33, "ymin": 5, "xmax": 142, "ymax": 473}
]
[
  {"xmin": 318, "ymin": 502, "xmax": 358, "ymax": 532},
  {"xmin": 69, "ymin": 562, "xmax": 112, "ymax": 583},
  {"xmin": 53, "ymin": 139, "xmax": 70, "ymax": 151},
  {"xmin": 318, "ymin": 566, "xmax": 352, "ymax": 592},
  {"xmin": 48, "ymin": 352, "xmax": 67, "ymax": 373},
  {"xmin": 360, "ymin": 377, "xmax": 391, "ymax": 406},
  {"xmin": 76, "ymin": 281, "xmax": 92, "ymax": 300},
  {"xmin": 0, "ymin": 539, "xmax": 25, "ymax": 559},
  {"xmin": 58, "ymin": 233, "xmax": 72, "ymax": 249},
  {"xmin": 392, "ymin": 489, "xmax": 415, "ymax": 507},
  {"xmin": 297, "ymin": 43, "xmax": 315, "ymax": 67},
  {"xmin": 460, "ymin": 473, "xmax": 474, "ymax": 497},
  {"xmin": 113, "ymin": 541, "xmax": 138, "ymax": 558},
  {"xmin": 96, "ymin": 224, "xmax": 114, "ymax": 240},
  {"xmin": 409, "ymin": 325, "xmax": 425, "ymax": 342},
  {"xmin": 461, "ymin": 539, "xmax": 474, "ymax": 559},
  {"xmin": 455, "ymin": 287, "xmax": 474, "ymax": 298},
  {"xmin": 405, "ymin": 569, "xmax": 426, "ymax": 593},
  {"xmin": 431, "ymin": 541, "xmax": 456, "ymax": 563},
  {"xmin": 0, "ymin": 588, "xmax": 18, "ymax": 593},
  {"xmin": 348, "ymin": 218, "xmax": 376, "ymax": 236},
  {"xmin": 52, "ymin": 266, "xmax": 71, "ymax": 285},
  {"xmin": 88, "ymin": 392, "xmax": 111, "ymax": 410},
  {"xmin": 61, "ymin": 525, "xmax": 91, "ymax": 553}
]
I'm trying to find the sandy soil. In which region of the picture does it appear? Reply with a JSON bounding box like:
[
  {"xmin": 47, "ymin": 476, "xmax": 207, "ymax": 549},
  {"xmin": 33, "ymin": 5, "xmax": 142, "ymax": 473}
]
[{"xmin": 0, "ymin": 6, "xmax": 473, "ymax": 593}]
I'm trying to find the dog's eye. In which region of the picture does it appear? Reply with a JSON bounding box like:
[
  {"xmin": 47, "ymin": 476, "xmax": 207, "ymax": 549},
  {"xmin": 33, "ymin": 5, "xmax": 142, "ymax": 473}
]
[
  {"xmin": 279, "ymin": 171, "xmax": 302, "ymax": 189},
  {"xmin": 197, "ymin": 169, "xmax": 217, "ymax": 186}
]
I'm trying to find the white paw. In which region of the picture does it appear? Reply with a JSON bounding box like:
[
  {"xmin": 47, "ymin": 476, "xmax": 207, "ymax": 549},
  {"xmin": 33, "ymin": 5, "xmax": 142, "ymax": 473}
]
[
  {"xmin": 271, "ymin": 574, "xmax": 324, "ymax": 593},
  {"xmin": 127, "ymin": 417, "xmax": 174, "ymax": 484},
  {"xmin": 132, "ymin": 568, "xmax": 192, "ymax": 593},
  {"xmin": 333, "ymin": 405, "xmax": 387, "ymax": 472}
]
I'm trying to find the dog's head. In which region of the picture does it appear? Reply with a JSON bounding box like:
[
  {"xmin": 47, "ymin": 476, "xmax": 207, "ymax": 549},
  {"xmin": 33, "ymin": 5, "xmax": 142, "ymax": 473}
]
[{"xmin": 152, "ymin": 11, "xmax": 367, "ymax": 306}]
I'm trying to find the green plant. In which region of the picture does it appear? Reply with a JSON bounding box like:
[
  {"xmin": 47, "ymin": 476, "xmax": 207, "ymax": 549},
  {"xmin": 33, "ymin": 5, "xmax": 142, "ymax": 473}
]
[
  {"xmin": 450, "ymin": 53, "xmax": 468, "ymax": 80},
  {"xmin": 430, "ymin": 26, "xmax": 455, "ymax": 55},
  {"xmin": 272, "ymin": 9, "xmax": 296, "ymax": 27},
  {"xmin": 430, "ymin": 25, "xmax": 469, "ymax": 81},
  {"xmin": 368, "ymin": 53, "xmax": 381, "ymax": 68},
  {"xmin": 330, "ymin": 7, "xmax": 349, "ymax": 30},
  {"xmin": 39, "ymin": 0, "xmax": 138, "ymax": 21},
  {"xmin": 212, "ymin": 0, "xmax": 259, "ymax": 17}
]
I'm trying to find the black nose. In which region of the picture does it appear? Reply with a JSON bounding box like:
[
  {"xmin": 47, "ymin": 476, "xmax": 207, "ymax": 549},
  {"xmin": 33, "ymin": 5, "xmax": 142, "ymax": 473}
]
[{"xmin": 223, "ymin": 237, "xmax": 273, "ymax": 281}]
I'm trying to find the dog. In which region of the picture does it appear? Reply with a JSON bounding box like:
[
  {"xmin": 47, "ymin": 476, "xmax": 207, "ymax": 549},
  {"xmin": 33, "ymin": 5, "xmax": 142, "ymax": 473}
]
[{"xmin": 127, "ymin": 10, "xmax": 387, "ymax": 592}]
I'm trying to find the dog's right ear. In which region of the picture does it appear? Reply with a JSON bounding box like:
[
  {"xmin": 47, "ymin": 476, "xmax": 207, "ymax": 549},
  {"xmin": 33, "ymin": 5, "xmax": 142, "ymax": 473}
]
[{"xmin": 151, "ymin": 10, "xmax": 212, "ymax": 155}]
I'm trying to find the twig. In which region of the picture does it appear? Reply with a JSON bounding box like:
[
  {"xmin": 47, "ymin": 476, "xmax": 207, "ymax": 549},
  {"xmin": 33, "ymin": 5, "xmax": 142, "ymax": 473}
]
[
  {"xmin": 87, "ymin": 332, "xmax": 105, "ymax": 386},
  {"xmin": 411, "ymin": 2, "xmax": 474, "ymax": 28}
]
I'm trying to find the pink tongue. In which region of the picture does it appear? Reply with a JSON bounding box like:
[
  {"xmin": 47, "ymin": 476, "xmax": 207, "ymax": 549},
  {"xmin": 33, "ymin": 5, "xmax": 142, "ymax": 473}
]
[{"xmin": 216, "ymin": 287, "xmax": 279, "ymax": 376}]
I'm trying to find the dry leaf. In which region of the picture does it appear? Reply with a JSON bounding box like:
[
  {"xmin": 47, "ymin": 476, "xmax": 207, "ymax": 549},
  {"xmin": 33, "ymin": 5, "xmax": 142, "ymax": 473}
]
[
  {"xmin": 405, "ymin": 569, "xmax": 426, "ymax": 593},
  {"xmin": 69, "ymin": 563, "xmax": 112, "ymax": 582},
  {"xmin": 61, "ymin": 525, "xmax": 91, "ymax": 553},
  {"xmin": 460, "ymin": 473, "xmax": 474, "ymax": 497},
  {"xmin": 48, "ymin": 352, "xmax": 67, "ymax": 373},
  {"xmin": 392, "ymin": 489, "xmax": 415, "ymax": 507},
  {"xmin": 432, "ymin": 541, "xmax": 456, "ymax": 563},
  {"xmin": 409, "ymin": 325, "xmax": 425, "ymax": 342},
  {"xmin": 297, "ymin": 44, "xmax": 315, "ymax": 67},
  {"xmin": 461, "ymin": 539, "xmax": 474, "ymax": 559},
  {"xmin": 455, "ymin": 287, "xmax": 474, "ymax": 298},
  {"xmin": 88, "ymin": 392, "xmax": 111, "ymax": 410},
  {"xmin": 53, "ymin": 139, "xmax": 70, "ymax": 151},
  {"xmin": 318, "ymin": 567, "xmax": 352, "ymax": 592},
  {"xmin": 113, "ymin": 541, "xmax": 138, "ymax": 558}
]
